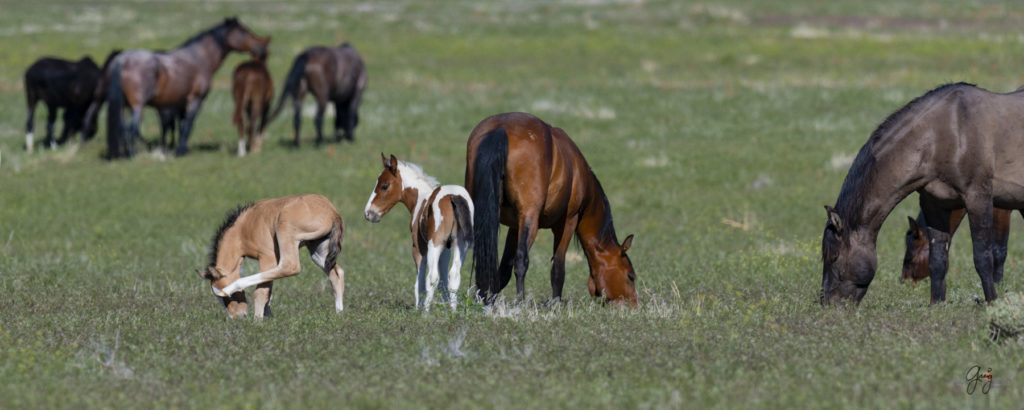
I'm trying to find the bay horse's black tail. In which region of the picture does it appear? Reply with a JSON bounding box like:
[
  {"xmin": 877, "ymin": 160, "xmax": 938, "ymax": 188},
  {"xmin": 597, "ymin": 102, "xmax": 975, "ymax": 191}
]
[
  {"xmin": 323, "ymin": 218, "xmax": 345, "ymax": 273},
  {"xmin": 451, "ymin": 195, "xmax": 474, "ymax": 250},
  {"xmin": 471, "ymin": 128, "xmax": 508, "ymax": 302},
  {"xmin": 105, "ymin": 59, "xmax": 124, "ymax": 159},
  {"xmin": 268, "ymin": 53, "xmax": 307, "ymax": 123}
]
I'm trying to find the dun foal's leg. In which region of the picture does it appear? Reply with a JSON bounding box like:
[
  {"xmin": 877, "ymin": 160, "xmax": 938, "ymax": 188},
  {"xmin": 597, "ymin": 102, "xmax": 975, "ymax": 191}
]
[
  {"xmin": 965, "ymin": 194, "xmax": 999, "ymax": 302},
  {"xmin": 216, "ymin": 237, "xmax": 303, "ymax": 296},
  {"xmin": 550, "ymin": 215, "xmax": 580, "ymax": 302},
  {"xmin": 921, "ymin": 198, "xmax": 953, "ymax": 304},
  {"xmin": 253, "ymin": 256, "xmax": 277, "ymax": 318},
  {"xmin": 991, "ymin": 208, "xmax": 1012, "ymax": 284}
]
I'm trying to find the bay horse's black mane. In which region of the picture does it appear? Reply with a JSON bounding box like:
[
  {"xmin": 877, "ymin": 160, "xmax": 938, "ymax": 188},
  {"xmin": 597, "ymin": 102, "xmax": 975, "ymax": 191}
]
[
  {"xmin": 587, "ymin": 172, "xmax": 620, "ymax": 248},
  {"xmin": 832, "ymin": 81, "xmax": 975, "ymax": 230},
  {"xmin": 179, "ymin": 18, "xmax": 239, "ymax": 49},
  {"xmin": 207, "ymin": 202, "xmax": 253, "ymax": 267}
]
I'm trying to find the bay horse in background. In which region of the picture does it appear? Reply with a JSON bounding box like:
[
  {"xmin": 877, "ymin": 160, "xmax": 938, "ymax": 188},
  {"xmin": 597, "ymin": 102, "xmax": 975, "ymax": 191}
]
[
  {"xmin": 466, "ymin": 112, "xmax": 637, "ymax": 307},
  {"xmin": 198, "ymin": 194, "xmax": 345, "ymax": 318},
  {"xmin": 822, "ymin": 82, "xmax": 1024, "ymax": 306},
  {"xmin": 902, "ymin": 208, "xmax": 1016, "ymax": 285},
  {"xmin": 364, "ymin": 154, "xmax": 474, "ymax": 310},
  {"xmin": 23, "ymin": 55, "xmax": 103, "ymax": 152},
  {"xmin": 85, "ymin": 49, "xmax": 184, "ymax": 153},
  {"xmin": 106, "ymin": 17, "xmax": 269, "ymax": 158},
  {"xmin": 269, "ymin": 43, "xmax": 367, "ymax": 147},
  {"xmin": 231, "ymin": 53, "xmax": 274, "ymax": 156}
]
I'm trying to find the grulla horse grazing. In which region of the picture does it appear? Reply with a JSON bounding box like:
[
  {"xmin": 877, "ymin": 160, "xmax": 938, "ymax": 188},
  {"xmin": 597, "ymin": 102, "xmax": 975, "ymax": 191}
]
[
  {"xmin": 364, "ymin": 154, "xmax": 473, "ymax": 310},
  {"xmin": 198, "ymin": 194, "xmax": 345, "ymax": 318}
]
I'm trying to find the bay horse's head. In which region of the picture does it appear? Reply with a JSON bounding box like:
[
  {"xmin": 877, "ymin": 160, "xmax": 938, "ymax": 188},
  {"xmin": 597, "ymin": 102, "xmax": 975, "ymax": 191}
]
[
  {"xmin": 821, "ymin": 206, "xmax": 876, "ymax": 305},
  {"xmin": 902, "ymin": 216, "xmax": 931, "ymax": 284},
  {"xmin": 221, "ymin": 17, "xmax": 270, "ymax": 59},
  {"xmin": 591, "ymin": 234, "xmax": 638, "ymax": 307},
  {"xmin": 364, "ymin": 154, "xmax": 404, "ymax": 223}
]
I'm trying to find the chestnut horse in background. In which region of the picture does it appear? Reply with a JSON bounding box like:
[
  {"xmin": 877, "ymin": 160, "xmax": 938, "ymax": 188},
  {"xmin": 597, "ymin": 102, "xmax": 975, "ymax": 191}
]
[
  {"xmin": 232, "ymin": 54, "xmax": 274, "ymax": 156},
  {"xmin": 364, "ymin": 154, "xmax": 474, "ymax": 311},
  {"xmin": 269, "ymin": 43, "xmax": 367, "ymax": 147},
  {"xmin": 466, "ymin": 112, "xmax": 637, "ymax": 306},
  {"xmin": 106, "ymin": 17, "xmax": 268, "ymax": 158},
  {"xmin": 198, "ymin": 194, "xmax": 345, "ymax": 318},
  {"xmin": 903, "ymin": 208, "xmax": 1015, "ymax": 285}
]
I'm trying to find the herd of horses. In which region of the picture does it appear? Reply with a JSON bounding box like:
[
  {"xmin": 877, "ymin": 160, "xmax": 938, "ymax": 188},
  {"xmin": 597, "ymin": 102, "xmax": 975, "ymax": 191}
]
[
  {"xmin": 23, "ymin": 17, "xmax": 367, "ymax": 158},
  {"xmin": 25, "ymin": 18, "xmax": 1024, "ymax": 315}
]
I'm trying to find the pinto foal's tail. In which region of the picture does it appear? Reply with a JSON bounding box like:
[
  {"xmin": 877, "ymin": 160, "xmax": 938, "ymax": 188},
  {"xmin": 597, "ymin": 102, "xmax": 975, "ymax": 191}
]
[
  {"xmin": 105, "ymin": 59, "xmax": 125, "ymax": 159},
  {"xmin": 451, "ymin": 195, "xmax": 474, "ymax": 250},
  {"xmin": 268, "ymin": 53, "xmax": 308, "ymax": 123},
  {"xmin": 323, "ymin": 217, "xmax": 345, "ymax": 273},
  {"xmin": 471, "ymin": 128, "xmax": 508, "ymax": 302}
]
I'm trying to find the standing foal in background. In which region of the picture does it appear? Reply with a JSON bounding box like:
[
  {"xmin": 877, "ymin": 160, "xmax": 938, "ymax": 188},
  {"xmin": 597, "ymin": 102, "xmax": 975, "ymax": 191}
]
[{"xmin": 364, "ymin": 154, "xmax": 473, "ymax": 310}]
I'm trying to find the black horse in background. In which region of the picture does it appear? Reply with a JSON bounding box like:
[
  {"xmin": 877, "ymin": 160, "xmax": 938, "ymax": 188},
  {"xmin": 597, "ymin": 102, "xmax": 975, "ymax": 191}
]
[
  {"xmin": 269, "ymin": 43, "xmax": 367, "ymax": 147},
  {"xmin": 84, "ymin": 50, "xmax": 184, "ymax": 153},
  {"xmin": 23, "ymin": 56, "xmax": 103, "ymax": 152},
  {"xmin": 105, "ymin": 17, "xmax": 269, "ymax": 159}
]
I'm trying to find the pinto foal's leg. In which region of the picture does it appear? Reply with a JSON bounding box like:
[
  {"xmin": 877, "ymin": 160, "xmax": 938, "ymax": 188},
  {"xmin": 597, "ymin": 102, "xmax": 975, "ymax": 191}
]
[
  {"xmin": 423, "ymin": 243, "xmax": 444, "ymax": 311},
  {"xmin": 448, "ymin": 239, "xmax": 469, "ymax": 310}
]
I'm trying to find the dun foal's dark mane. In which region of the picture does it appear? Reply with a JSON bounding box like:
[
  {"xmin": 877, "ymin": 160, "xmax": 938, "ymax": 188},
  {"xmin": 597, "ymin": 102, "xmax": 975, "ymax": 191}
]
[
  {"xmin": 207, "ymin": 202, "xmax": 253, "ymax": 266},
  {"xmin": 832, "ymin": 82, "xmax": 975, "ymax": 230}
]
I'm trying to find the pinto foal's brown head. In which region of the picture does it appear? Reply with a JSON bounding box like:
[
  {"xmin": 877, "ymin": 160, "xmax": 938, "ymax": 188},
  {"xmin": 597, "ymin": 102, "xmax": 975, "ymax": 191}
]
[
  {"xmin": 590, "ymin": 234, "xmax": 638, "ymax": 307},
  {"xmin": 364, "ymin": 154, "xmax": 405, "ymax": 223}
]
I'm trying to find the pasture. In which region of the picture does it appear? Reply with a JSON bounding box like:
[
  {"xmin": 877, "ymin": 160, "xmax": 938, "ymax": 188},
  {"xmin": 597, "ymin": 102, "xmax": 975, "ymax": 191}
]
[{"xmin": 1, "ymin": 0, "xmax": 1023, "ymax": 407}]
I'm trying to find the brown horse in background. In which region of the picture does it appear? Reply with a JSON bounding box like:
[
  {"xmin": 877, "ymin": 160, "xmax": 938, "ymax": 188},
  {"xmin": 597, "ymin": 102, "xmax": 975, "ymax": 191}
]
[
  {"xmin": 466, "ymin": 112, "xmax": 637, "ymax": 306},
  {"xmin": 902, "ymin": 208, "xmax": 1014, "ymax": 285},
  {"xmin": 822, "ymin": 82, "xmax": 1024, "ymax": 305},
  {"xmin": 106, "ymin": 17, "xmax": 268, "ymax": 158},
  {"xmin": 269, "ymin": 43, "xmax": 367, "ymax": 147},
  {"xmin": 198, "ymin": 194, "xmax": 345, "ymax": 318},
  {"xmin": 232, "ymin": 54, "xmax": 274, "ymax": 156}
]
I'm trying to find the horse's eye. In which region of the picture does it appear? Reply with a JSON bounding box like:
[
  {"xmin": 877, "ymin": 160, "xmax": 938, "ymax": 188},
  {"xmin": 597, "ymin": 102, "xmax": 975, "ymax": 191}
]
[{"xmin": 381, "ymin": 184, "xmax": 389, "ymax": 191}]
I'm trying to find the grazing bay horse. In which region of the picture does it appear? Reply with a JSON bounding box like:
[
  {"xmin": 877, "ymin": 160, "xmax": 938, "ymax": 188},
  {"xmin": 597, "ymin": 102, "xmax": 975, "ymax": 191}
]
[
  {"xmin": 106, "ymin": 17, "xmax": 268, "ymax": 158},
  {"xmin": 85, "ymin": 49, "xmax": 184, "ymax": 152},
  {"xmin": 24, "ymin": 55, "xmax": 103, "ymax": 152},
  {"xmin": 198, "ymin": 194, "xmax": 346, "ymax": 318},
  {"xmin": 364, "ymin": 154, "xmax": 474, "ymax": 310},
  {"xmin": 902, "ymin": 209, "xmax": 1015, "ymax": 284},
  {"xmin": 822, "ymin": 82, "xmax": 1024, "ymax": 305},
  {"xmin": 231, "ymin": 54, "xmax": 274, "ymax": 156},
  {"xmin": 269, "ymin": 43, "xmax": 367, "ymax": 147},
  {"xmin": 466, "ymin": 112, "xmax": 637, "ymax": 306}
]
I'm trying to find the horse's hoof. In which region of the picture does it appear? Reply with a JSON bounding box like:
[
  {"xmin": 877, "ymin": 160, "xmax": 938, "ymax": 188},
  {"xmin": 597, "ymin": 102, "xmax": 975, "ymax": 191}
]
[{"xmin": 212, "ymin": 285, "xmax": 229, "ymax": 298}]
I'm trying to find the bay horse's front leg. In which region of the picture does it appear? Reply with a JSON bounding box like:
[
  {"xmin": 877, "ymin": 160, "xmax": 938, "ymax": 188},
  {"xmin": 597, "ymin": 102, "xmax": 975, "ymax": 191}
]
[
  {"xmin": 550, "ymin": 215, "xmax": 579, "ymax": 303},
  {"xmin": 965, "ymin": 194, "xmax": 998, "ymax": 302},
  {"xmin": 921, "ymin": 197, "xmax": 953, "ymax": 304}
]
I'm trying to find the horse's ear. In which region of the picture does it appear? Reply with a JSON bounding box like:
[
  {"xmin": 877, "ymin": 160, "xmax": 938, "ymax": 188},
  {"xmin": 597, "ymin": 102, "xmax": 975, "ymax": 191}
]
[
  {"xmin": 825, "ymin": 205, "xmax": 843, "ymax": 233},
  {"xmin": 224, "ymin": 16, "xmax": 239, "ymax": 26},
  {"xmin": 380, "ymin": 152, "xmax": 388, "ymax": 168},
  {"xmin": 389, "ymin": 154, "xmax": 399, "ymax": 171},
  {"xmin": 621, "ymin": 234, "xmax": 634, "ymax": 254},
  {"xmin": 907, "ymin": 216, "xmax": 919, "ymax": 231}
]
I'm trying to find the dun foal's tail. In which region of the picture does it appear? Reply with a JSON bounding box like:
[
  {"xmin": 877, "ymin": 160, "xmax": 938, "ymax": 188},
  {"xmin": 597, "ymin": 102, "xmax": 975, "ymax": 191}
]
[
  {"xmin": 471, "ymin": 128, "xmax": 508, "ymax": 302},
  {"xmin": 268, "ymin": 53, "xmax": 308, "ymax": 123},
  {"xmin": 451, "ymin": 195, "xmax": 474, "ymax": 250},
  {"xmin": 105, "ymin": 59, "xmax": 124, "ymax": 159},
  {"xmin": 323, "ymin": 218, "xmax": 345, "ymax": 272}
]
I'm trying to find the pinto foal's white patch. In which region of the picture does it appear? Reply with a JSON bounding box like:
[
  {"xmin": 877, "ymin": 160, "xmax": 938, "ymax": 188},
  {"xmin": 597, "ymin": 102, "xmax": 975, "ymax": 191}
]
[{"xmin": 431, "ymin": 185, "xmax": 474, "ymax": 231}]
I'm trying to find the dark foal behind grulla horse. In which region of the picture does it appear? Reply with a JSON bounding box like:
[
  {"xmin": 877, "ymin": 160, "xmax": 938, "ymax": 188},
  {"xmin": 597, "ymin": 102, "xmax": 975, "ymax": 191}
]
[
  {"xmin": 268, "ymin": 43, "xmax": 367, "ymax": 147},
  {"xmin": 902, "ymin": 209, "xmax": 1015, "ymax": 286},
  {"xmin": 364, "ymin": 154, "xmax": 474, "ymax": 311},
  {"xmin": 198, "ymin": 194, "xmax": 346, "ymax": 318},
  {"xmin": 231, "ymin": 51, "xmax": 274, "ymax": 156},
  {"xmin": 466, "ymin": 112, "xmax": 637, "ymax": 307},
  {"xmin": 85, "ymin": 49, "xmax": 184, "ymax": 153},
  {"xmin": 105, "ymin": 17, "xmax": 268, "ymax": 159},
  {"xmin": 23, "ymin": 55, "xmax": 103, "ymax": 152},
  {"xmin": 822, "ymin": 82, "xmax": 1024, "ymax": 306}
]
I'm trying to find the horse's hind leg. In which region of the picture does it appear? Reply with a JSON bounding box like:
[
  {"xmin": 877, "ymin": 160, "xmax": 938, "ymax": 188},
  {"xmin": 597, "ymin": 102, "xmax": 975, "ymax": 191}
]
[
  {"xmin": 126, "ymin": 106, "xmax": 143, "ymax": 157},
  {"xmin": 448, "ymin": 239, "xmax": 470, "ymax": 310},
  {"xmin": 217, "ymin": 236, "xmax": 303, "ymax": 297},
  {"xmin": 310, "ymin": 239, "xmax": 345, "ymax": 312},
  {"xmin": 991, "ymin": 208, "xmax": 1012, "ymax": 284},
  {"xmin": 423, "ymin": 243, "xmax": 445, "ymax": 311},
  {"xmin": 291, "ymin": 88, "xmax": 305, "ymax": 147},
  {"xmin": 513, "ymin": 214, "xmax": 541, "ymax": 302},
  {"xmin": 497, "ymin": 229, "xmax": 518, "ymax": 294},
  {"xmin": 45, "ymin": 104, "xmax": 57, "ymax": 149},
  {"xmin": 313, "ymin": 100, "xmax": 326, "ymax": 146},
  {"xmin": 964, "ymin": 193, "xmax": 999, "ymax": 302},
  {"xmin": 25, "ymin": 89, "xmax": 37, "ymax": 152},
  {"xmin": 550, "ymin": 215, "xmax": 580, "ymax": 302}
]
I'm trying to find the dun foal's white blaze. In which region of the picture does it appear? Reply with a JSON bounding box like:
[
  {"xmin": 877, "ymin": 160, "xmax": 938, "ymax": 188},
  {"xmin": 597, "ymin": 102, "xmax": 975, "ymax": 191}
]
[
  {"xmin": 198, "ymin": 194, "xmax": 346, "ymax": 318},
  {"xmin": 364, "ymin": 154, "xmax": 474, "ymax": 310}
]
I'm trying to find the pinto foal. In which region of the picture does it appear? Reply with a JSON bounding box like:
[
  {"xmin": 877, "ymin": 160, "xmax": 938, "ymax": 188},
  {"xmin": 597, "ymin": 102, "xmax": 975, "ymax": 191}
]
[
  {"xmin": 364, "ymin": 154, "xmax": 474, "ymax": 310},
  {"xmin": 198, "ymin": 194, "xmax": 345, "ymax": 318}
]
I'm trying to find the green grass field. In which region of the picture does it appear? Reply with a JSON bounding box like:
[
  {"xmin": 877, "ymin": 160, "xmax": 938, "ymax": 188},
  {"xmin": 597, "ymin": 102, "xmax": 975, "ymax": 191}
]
[{"xmin": 2, "ymin": 1, "xmax": 1023, "ymax": 408}]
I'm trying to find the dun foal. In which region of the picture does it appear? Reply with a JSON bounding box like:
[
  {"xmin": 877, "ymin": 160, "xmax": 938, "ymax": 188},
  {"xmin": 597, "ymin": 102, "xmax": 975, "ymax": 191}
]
[
  {"xmin": 364, "ymin": 154, "xmax": 474, "ymax": 310},
  {"xmin": 198, "ymin": 194, "xmax": 345, "ymax": 318}
]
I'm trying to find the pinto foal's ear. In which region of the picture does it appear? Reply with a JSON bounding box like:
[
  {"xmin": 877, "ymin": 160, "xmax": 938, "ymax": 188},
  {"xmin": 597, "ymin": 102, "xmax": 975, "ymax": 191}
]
[
  {"xmin": 388, "ymin": 154, "xmax": 400, "ymax": 172},
  {"xmin": 824, "ymin": 205, "xmax": 843, "ymax": 233},
  {"xmin": 621, "ymin": 234, "xmax": 634, "ymax": 253},
  {"xmin": 380, "ymin": 152, "xmax": 389, "ymax": 168}
]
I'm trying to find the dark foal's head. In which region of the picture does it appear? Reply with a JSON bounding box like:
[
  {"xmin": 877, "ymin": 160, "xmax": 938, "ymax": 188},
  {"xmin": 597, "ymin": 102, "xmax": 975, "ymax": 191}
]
[
  {"xmin": 364, "ymin": 154, "xmax": 405, "ymax": 223},
  {"xmin": 593, "ymin": 234, "xmax": 638, "ymax": 307},
  {"xmin": 902, "ymin": 216, "xmax": 931, "ymax": 283},
  {"xmin": 821, "ymin": 206, "xmax": 876, "ymax": 305},
  {"xmin": 222, "ymin": 17, "xmax": 270, "ymax": 59}
]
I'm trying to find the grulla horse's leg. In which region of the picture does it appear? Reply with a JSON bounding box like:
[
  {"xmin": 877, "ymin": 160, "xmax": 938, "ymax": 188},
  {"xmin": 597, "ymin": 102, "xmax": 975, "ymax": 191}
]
[{"xmin": 965, "ymin": 192, "xmax": 998, "ymax": 302}]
